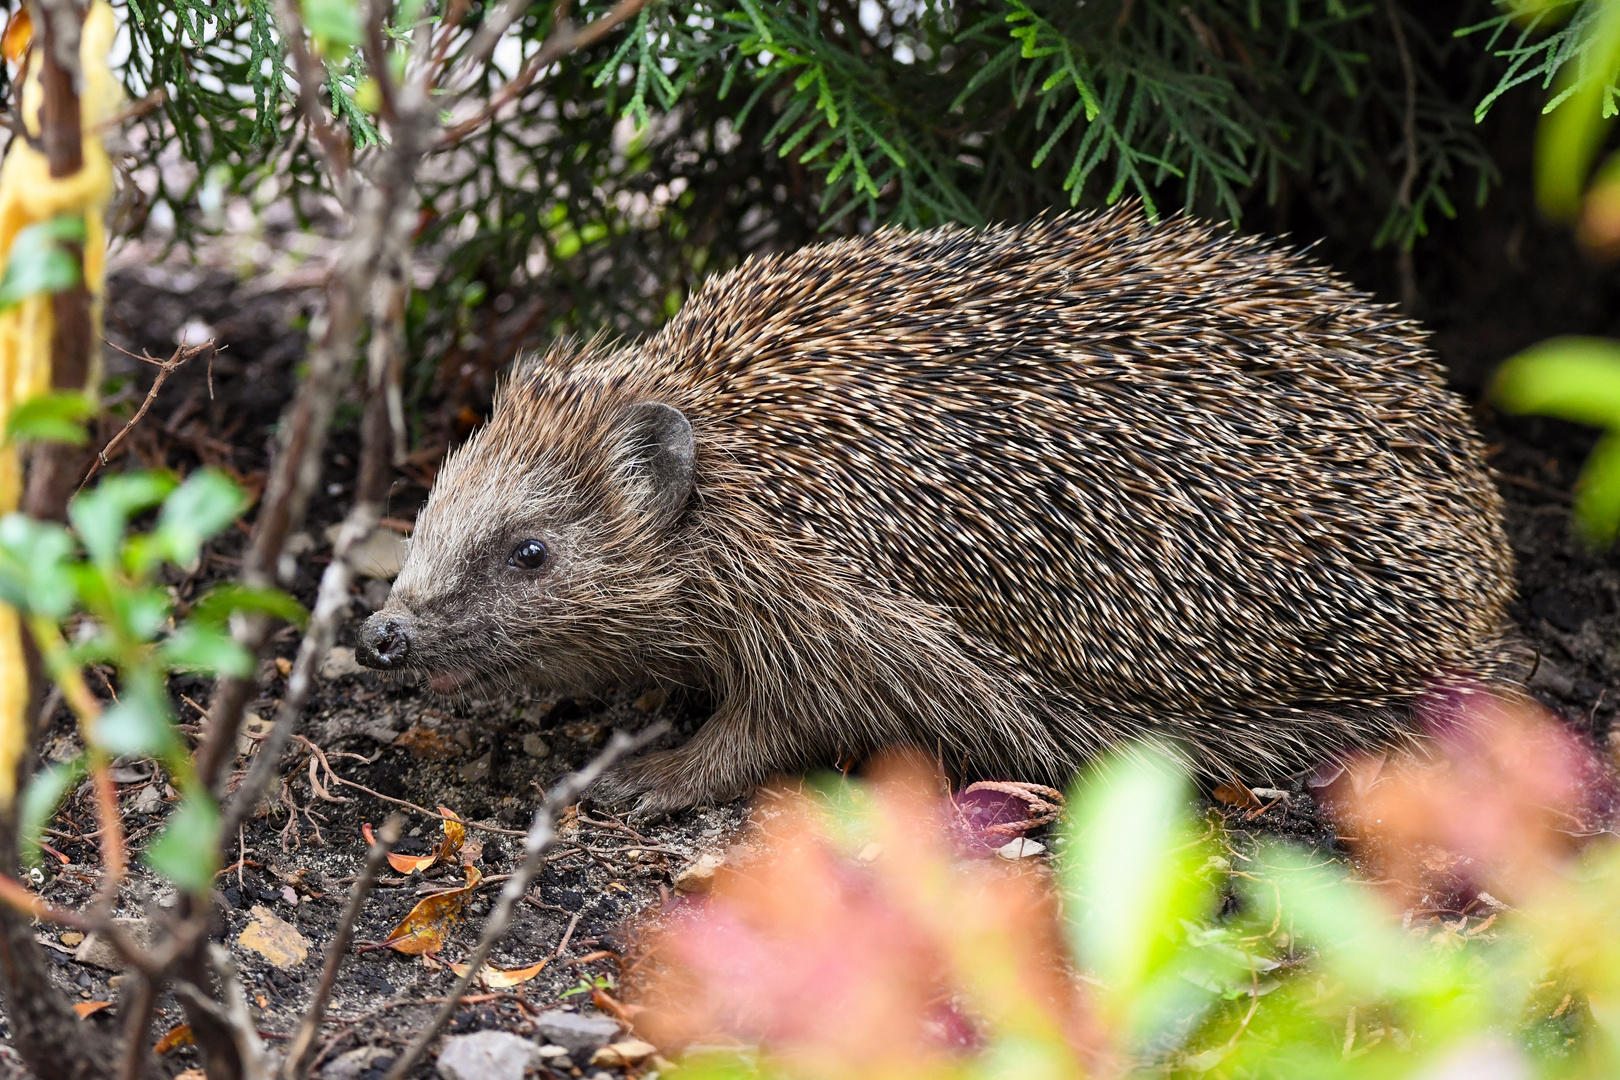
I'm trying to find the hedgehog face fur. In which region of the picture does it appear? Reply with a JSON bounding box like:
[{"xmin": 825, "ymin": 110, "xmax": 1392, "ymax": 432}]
[
  {"xmin": 362, "ymin": 392, "xmax": 698, "ymax": 698},
  {"xmin": 358, "ymin": 206, "xmax": 1519, "ymax": 816}
]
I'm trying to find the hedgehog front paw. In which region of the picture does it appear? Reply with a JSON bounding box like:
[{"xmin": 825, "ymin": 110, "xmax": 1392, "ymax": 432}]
[{"xmin": 590, "ymin": 750, "xmax": 739, "ymax": 820}]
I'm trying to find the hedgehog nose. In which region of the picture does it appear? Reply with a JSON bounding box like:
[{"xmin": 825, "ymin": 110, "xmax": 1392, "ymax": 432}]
[{"xmin": 357, "ymin": 615, "xmax": 411, "ymax": 670}]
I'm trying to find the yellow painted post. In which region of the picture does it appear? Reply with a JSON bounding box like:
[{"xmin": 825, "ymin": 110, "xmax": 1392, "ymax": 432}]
[{"xmin": 0, "ymin": 0, "xmax": 121, "ymax": 808}]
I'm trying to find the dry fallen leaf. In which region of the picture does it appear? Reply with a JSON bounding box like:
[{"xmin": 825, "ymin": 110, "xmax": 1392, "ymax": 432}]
[
  {"xmin": 365, "ymin": 808, "xmax": 466, "ymax": 875},
  {"xmin": 155, "ymin": 1023, "xmax": 194, "ymax": 1053},
  {"xmin": 1213, "ymin": 778, "xmax": 1262, "ymax": 810},
  {"xmin": 424, "ymin": 954, "xmax": 548, "ymax": 987},
  {"xmin": 73, "ymin": 1001, "xmax": 111, "ymax": 1018},
  {"xmin": 375, "ymin": 865, "xmax": 483, "ymax": 955}
]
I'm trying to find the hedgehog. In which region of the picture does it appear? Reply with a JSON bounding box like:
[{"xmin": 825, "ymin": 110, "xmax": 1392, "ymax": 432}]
[{"xmin": 356, "ymin": 205, "xmax": 1519, "ymax": 814}]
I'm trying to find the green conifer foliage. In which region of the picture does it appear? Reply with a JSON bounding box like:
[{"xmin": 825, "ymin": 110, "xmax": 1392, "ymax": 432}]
[{"xmin": 66, "ymin": 0, "xmax": 1614, "ymax": 400}]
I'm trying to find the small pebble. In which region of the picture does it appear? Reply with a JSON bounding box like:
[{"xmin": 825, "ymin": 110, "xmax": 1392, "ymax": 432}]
[
  {"xmin": 994, "ymin": 837, "xmax": 1046, "ymax": 860},
  {"xmin": 238, "ymin": 905, "xmax": 309, "ymax": 967},
  {"xmin": 521, "ymin": 733, "xmax": 551, "ymax": 759},
  {"xmin": 673, "ymin": 851, "xmax": 725, "ymax": 894},
  {"xmin": 435, "ymin": 1031, "xmax": 541, "ymax": 1080},
  {"xmin": 320, "ymin": 647, "xmax": 364, "ymax": 680}
]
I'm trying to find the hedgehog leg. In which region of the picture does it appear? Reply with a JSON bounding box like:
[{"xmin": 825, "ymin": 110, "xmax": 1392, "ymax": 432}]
[{"xmin": 590, "ymin": 696, "xmax": 819, "ymax": 816}]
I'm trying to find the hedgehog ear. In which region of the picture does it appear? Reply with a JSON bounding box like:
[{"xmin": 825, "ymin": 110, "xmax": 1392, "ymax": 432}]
[{"xmin": 617, "ymin": 401, "xmax": 695, "ymax": 523}]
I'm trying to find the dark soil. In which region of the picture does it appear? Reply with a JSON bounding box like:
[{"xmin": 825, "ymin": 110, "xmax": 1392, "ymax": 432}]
[{"xmin": 4, "ymin": 230, "xmax": 1620, "ymax": 1078}]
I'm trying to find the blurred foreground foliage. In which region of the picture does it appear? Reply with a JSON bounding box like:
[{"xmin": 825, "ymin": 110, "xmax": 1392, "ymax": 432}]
[
  {"xmin": 639, "ymin": 697, "xmax": 1620, "ymax": 1080},
  {"xmin": 0, "ymin": 447, "xmax": 304, "ymax": 894},
  {"xmin": 71, "ymin": 0, "xmax": 1613, "ymax": 424}
]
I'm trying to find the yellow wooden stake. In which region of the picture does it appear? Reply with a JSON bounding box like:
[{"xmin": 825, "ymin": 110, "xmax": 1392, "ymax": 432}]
[{"xmin": 0, "ymin": 0, "xmax": 122, "ymax": 809}]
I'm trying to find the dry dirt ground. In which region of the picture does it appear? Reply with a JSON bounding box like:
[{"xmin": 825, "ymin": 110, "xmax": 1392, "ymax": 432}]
[{"xmin": 1, "ymin": 248, "xmax": 1617, "ymax": 1079}]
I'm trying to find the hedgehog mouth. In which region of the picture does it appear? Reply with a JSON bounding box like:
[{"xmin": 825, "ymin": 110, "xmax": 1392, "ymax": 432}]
[{"xmin": 427, "ymin": 669, "xmax": 475, "ymax": 694}]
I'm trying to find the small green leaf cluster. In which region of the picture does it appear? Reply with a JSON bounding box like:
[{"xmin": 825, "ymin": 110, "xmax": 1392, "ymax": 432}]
[{"xmin": 0, "ymin": 467, "xmax": 304, "ymax": 894}]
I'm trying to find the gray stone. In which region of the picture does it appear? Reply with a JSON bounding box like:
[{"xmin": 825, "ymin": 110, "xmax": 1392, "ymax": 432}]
[
  {"xmin": 436, "ymin": 1031, "xmax": 542, "ymax": 1080},
  {"xmin": 128, "ymin": 784, "xmax": 163, "ymax": 814},
  {"xmin": 320, "ymin": 647, "xmax": 364, "ymax": 679},
  {"xmin": 456, "ymin": 752, "xmax": 492, "ymax": 784},
  {"xmin": 74, "ymin": 918, "xmax": 157, "ymax": 971},
  {"xmin": 326, "ymin": 524, "xmax": 410, "ymax": 580},
  {"xmin": 522, "ymin": 733, "xmax": 551, "ymax": 759},
  {"xmin": 534, "ymin": 1010, "xmax": 621, "ymax": 1056},
  {"xmin": 321, "ymin": 1046, "xmax": 393, "ymax": 1080}
]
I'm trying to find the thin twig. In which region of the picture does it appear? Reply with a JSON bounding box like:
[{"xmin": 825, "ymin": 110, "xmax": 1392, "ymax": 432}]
[
  {"xmin": 381, "ymin": 725, "xmax": 667, "ymax": 1080},
  {"xmin": 93, "ymin": 87, "xmax": 166, "ymax": 132},
  {"xmin": 554, "ymin": 910, "xmax": 582, "ymax": 958},
  {"xmin": 117, "ymin": 973, "xmax": 157, "ymax": 1080},
  {"xmin": 438, "ymin": 0, "xmax": 647, "ymax": 147},
  {"xmin": 81, "ymin": 339, "xmax": 213, "ymax": 487},
  {"xmin": 282, "ymin": 814, "xmax": 402, "ymax": 1080},
  {"xmin": 320, "ymin": 773, "xmax": 527, "ymax": 837},
  {"xmin": 173, "ymin": 945, "xmax": 269, "ymax": 1080},
  {"xmin": 272, "ymin": 0, "xmax": 352, "ymax": 184}
]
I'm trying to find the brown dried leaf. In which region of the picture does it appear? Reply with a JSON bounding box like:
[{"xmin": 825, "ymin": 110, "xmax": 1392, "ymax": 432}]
[
  {"xmin": 425, "ymin": 955, "xmax": 548, "ymax": 987},
  {"xmin": 436, "ymin": 806, "xmax": 466, "ymax": 865},
  {"xmin": 394, "ymin": 726, "xmax": 462, "ymax": 761},
  {"xmin": 365, "ymin": 810, "xmax": 467, "ymax": 875},
  {"xmin": 378, "ymin": 865, "xmax": 484, "ymax": 955},
  {"xmin": 73, "ymin": 1001, "xmax": 111, "ymax": 1018},
  {"xmin": 1213, "ymin": 778, "xmax": 1262, "ymax": 810},
  {"xmin": 385, "ymin": 850, "xmax": 438, "ymax": 874},
  {"xmin": 155, "ymin": 1024, "xmax": 194, "ymax": 1053}
]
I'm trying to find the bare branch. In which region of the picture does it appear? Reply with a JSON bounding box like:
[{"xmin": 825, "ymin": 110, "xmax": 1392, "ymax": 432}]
[
  {"xmin": 173, "ymin": 945, "xmax": 269, "ymax": 1080},
  {"xmin": 281, "ymin": 815, "xmax": 401, "ymax": 1080},
  {"xmin": 438, "ymin": 0, "xmax": 646, "ymax": 148},
  {"xmin": 381, "ymin": 724, "xmax": 669, "ymax": 1080},
  {"xmin": 80, "ymin": 339, "xmax": 214, "ymax": 488}
]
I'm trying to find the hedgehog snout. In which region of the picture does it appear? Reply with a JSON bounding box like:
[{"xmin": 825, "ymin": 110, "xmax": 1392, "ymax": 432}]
[{"xmin": 356, "ymin": 612, "xmax": 412, "ymax": 670}]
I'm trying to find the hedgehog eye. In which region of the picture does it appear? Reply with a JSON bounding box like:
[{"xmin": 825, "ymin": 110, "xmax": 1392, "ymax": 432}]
[{"xmin": 507, "ymin": 539, "xmax": 549, "ymax": 570}]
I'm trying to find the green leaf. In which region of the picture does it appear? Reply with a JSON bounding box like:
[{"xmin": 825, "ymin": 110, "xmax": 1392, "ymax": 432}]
[
  {"xmin": 19, "ymin": 758, "xmax": 85, "ymax": 868},
  {"xmin": 149, "ymin": 467, "xmax": 248, "ymax": 569},
  {"xmin": 3, "ymin": 391, "xmax": 95, "ymax": 447},
  {"xmin": 301, "ymin": 0, "xmax": 361, "ymax": 56},
  {"xmin": 69, "ymin": 472, "xmax": 176, "ymax": 568},
  {"xmin": 92, "ymin": 679, "xmax": 179, "ymax": 759},
  {"xmin": 1572, "ymin": 428, "xmax": 1620, "ymax": 547},
  {"xmin": 0, "ymin": 216, "xmax": 85, "ymax": 310},
  {"xmin": 187, "ymin": 583, "xmax": 309, "ymax": 630},
  {"xmin": 1534, "ymin": 0, "xmax": 1620, "ymax": 220},
  {"xmin": 1244, "ymin": 844, "xmax": 1415, "ymax": 996},
  {"xmin": 1492, "ymin": 336, "xmax": 1620, "ymax": 428},
  {"xmin": 1492, "ymin": 336, "xmax": 1620, "ymax": 546},
  {"xmin": 114, "ymin": 585, "xmax": 171, "ymax": 642},
  {"xmin": 0, "ymin": 513, "xmax": 77, "ymax": 617},
  {"xmin": 1063, "ymin": 744, "xmax": 1214, "ymax": 1021},
  {"xmin": 144, "ymin": 796, "xmax": 221, "ymax": 895},
  {"xmin": 158, "ymin": 624, "xmax": 254, "ymax": 677}
]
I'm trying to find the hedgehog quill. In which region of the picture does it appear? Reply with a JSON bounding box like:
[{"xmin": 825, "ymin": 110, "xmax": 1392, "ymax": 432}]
[{"xmin": 357, "ymin": 207, "xmax": 1518, "ymax": 815}]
